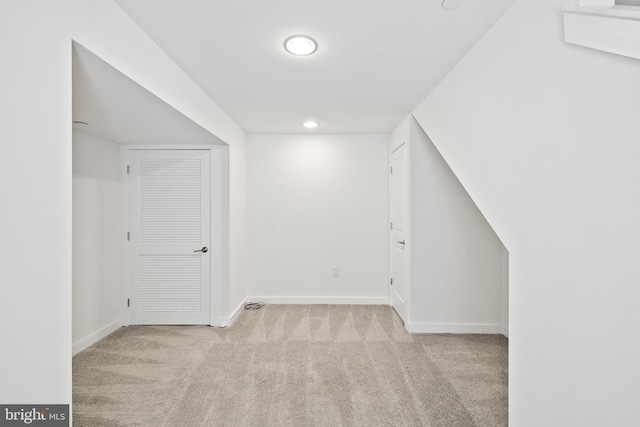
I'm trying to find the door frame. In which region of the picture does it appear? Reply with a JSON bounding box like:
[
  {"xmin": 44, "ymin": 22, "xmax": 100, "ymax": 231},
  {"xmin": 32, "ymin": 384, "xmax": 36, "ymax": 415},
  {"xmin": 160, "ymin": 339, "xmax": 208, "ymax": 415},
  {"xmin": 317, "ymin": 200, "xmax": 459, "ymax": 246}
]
[
  {"xmin": 120, "ymin": 145, "xmax": 227, "ymax": 327},
  {"xmin": 389, "ymin": 136, "xmax": 410, "ymax": 324}
]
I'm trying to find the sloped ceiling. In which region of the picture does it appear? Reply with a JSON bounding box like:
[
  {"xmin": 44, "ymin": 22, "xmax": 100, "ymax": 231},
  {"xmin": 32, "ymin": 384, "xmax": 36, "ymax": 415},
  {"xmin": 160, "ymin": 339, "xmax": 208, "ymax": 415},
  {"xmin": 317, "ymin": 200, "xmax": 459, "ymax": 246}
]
[
  {"xmin": 114, "ymin": 0, "xmax": 515, "ymax": 134},
  {"xmin": 73, "ymin": 42, "xmax": 223, "ymax": 145}
]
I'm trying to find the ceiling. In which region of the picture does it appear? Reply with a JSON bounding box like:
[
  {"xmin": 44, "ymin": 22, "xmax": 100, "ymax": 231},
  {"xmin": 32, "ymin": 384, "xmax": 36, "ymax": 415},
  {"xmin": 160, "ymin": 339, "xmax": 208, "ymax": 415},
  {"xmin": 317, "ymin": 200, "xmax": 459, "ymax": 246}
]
[
  {"xmin": 73, "ymin": 42, "xmax": 223, "ymax": 145},
  {"xmin": 114, "ymin": 0, "xmax": 515, "ymax": 134}
]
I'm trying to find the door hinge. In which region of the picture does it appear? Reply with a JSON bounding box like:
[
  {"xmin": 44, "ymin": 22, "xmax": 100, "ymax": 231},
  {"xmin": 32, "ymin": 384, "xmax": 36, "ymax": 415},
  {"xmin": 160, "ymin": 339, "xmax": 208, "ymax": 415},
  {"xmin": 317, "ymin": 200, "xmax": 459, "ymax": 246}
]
[
  {"xmin": 126, "ymin": 165, "xmax": 130, "ymax": 174},
  {"xmin": 390, "ymin": 222, "xmax": 393, "ymax": 230},
  {"xmin": 127, "ymin": 231, "xmax": 130, "ymax": 241},
  {"xmin": 390, "ymin": 166, "xmax": 393, "ymax": 174},
  {"xmin": 127, "ymin": 298, "xmax": 130, "ymax": 308},
  {"xmin": 390, "ymin": 278, "xmax": 393, "ymax": 285}
]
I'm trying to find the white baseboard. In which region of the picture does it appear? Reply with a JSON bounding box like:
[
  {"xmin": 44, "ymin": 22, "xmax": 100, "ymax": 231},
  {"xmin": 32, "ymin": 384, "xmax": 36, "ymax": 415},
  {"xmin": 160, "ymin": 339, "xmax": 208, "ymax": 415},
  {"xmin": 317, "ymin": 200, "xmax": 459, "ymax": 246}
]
[
  {"xmin": 407, "ymin": 322, "xmax": 503, "ymax": 334},
  {"xmin": 501, "ymin": 325, "xmax": 509, "ymax": 338},
  {"xmin": 73, "ymin": 319, "xmax": 123, "ymax": 356},
  {"xmin": 219, "ymin": 299, "xmax": 246, "ymax": 327},
  {"xmin": 246, "ymin": 296, "xmax": 390, "ymax": 305}
]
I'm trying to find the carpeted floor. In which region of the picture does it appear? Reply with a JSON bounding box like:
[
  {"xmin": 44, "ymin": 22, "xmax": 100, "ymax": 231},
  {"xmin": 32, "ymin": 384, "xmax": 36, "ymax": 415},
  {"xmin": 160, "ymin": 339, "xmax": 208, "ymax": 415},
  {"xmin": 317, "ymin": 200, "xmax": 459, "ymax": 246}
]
[{"xmin": 73, "ymin": 305, "xmax": 508, "ymax": 426}]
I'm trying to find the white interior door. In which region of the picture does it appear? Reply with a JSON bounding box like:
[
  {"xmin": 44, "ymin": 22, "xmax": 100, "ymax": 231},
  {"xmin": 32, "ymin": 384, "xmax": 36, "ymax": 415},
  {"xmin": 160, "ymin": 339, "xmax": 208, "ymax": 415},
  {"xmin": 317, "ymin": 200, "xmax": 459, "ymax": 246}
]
[
  {"xmin": 129, "ymin": 149, "xmax": 210, "ymax": 325},
  {"xmin": 390, "ymin": 142, "xmax": 408, "ymax": 323}
]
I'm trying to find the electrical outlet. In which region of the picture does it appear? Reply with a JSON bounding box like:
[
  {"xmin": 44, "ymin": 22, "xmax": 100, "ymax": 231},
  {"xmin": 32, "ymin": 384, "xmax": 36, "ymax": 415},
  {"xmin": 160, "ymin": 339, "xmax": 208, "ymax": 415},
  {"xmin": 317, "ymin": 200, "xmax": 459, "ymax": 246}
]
[{"xmin": 332, "ymin": 266, "xmax": 340, "ymax": 277}]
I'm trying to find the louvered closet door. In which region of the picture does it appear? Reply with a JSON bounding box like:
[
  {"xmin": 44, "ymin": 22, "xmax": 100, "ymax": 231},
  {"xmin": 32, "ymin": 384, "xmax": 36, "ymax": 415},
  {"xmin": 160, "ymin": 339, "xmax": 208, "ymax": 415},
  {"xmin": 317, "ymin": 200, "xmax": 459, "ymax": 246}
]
[{"xmin": 129, "ymin": 150, "xmax": 210, "ymax": 325}]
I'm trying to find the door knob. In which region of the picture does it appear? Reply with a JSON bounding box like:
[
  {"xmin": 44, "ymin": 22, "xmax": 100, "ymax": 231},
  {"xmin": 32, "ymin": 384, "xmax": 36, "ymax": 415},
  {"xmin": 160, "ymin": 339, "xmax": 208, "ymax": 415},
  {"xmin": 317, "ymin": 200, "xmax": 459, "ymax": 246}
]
[
  {"xmin": 396, "ymin": 240, "xmax": 405, "ymax": 245},
  {"xmin": 194, "ymin": 247, "xmax": 208, "ymax": 253}
]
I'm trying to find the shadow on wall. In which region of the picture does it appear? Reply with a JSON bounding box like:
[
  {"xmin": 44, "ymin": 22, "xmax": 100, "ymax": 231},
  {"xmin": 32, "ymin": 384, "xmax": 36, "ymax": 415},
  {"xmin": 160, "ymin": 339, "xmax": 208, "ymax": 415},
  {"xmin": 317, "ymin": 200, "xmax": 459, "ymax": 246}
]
[{"xmin": 399, "ymin": 116, "xmax": 509, "ymax": 336}]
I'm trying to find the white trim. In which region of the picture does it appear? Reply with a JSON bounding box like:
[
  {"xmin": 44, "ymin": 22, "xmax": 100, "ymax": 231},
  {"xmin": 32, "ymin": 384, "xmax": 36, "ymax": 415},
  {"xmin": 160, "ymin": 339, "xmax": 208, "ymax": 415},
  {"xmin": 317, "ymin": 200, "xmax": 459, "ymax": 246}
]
[
  {"xmin": 125, "ymin": 144, "xmax": 225, "ymax": 149},
  {"xmin": 246, "ymin": 297, "xmax": 390, "ymax": 305},
  {"xmin": 501, "ymin": 325, "xmax": 509, "ymax": 338},
  {"xmin": 563, "ymin": 5, "xmax": 640, "ymax": 60},
  {"xmin": 564, "ymin": 5, "xmax": 640, "ymax": 20},
  {"xmin": 72, "ymin": 320, "xmax": 123, "ymax": 356},
  {"xmin": 220, "ymin": 298, "xmax": 247, "ymax": 327},
  {"xmin": 406, "ymin": 322, "xmax": 503, "ymax": 334},
  {"xmin": 120, "ymin": 146, "xmax": 130, "ymax": 326},
  {"xmin": 124, "ymin": 145, "xmax": 224, "ymax": 326}
]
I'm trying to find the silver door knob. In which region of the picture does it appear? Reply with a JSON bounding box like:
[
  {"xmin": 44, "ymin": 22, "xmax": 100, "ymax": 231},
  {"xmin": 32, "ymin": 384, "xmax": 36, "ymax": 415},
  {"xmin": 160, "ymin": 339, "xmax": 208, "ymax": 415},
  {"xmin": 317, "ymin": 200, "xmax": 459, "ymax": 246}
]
[
  {"xmin": 194, "ymin": 247, "xmax": 208, "ymax": 253},
  {"xmin": 396, "ymin": 240, "xmax": 405, "ymax": 245}
]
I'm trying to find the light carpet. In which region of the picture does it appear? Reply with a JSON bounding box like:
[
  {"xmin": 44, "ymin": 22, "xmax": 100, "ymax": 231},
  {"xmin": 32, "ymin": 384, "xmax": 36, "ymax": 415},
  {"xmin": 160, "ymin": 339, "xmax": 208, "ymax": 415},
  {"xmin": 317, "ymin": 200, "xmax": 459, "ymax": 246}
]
[{"xmin": 73, "ymin": 304, "xmax": 508, "ymax": 426}]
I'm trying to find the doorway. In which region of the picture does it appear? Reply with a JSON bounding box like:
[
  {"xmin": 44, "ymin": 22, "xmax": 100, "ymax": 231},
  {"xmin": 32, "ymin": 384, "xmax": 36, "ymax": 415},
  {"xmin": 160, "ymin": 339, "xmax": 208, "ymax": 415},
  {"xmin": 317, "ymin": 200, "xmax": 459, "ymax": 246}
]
[
  {"xmin": 127, "ymin": 149, "xmax": 212, "ymax": 325},
  {"xmin": 389, "ymin": 142, "xmax": 408, "ymax": 322}
]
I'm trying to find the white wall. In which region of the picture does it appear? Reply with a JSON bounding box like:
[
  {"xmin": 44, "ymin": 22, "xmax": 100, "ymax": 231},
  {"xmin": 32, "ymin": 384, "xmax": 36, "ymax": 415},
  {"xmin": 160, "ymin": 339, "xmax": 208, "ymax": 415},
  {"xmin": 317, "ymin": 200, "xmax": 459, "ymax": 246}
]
[
  {"xmin": 246, "ymin": 134, "xmax": 389, "ymax": 303},
  {"xmin": 406, "ymin": 116, "xmax": 504, "ymax": 333},
  {"xmin": 0, "ymin": 0, "xmax": 245, "ymax": 404},
  {"xmin": 413, "ymin": 0, "xmax": 640, "ymax": 425},
  {"xmin": 501, "ymin": 246, "xmax": 509, "ymax": 337},
  {"xmin": 72, "ymin": 131, "xmax": 123, "ymax": 354},
  {"xmin": 229, "ymin": 141, "xmax": 247, "ymax": 316}
]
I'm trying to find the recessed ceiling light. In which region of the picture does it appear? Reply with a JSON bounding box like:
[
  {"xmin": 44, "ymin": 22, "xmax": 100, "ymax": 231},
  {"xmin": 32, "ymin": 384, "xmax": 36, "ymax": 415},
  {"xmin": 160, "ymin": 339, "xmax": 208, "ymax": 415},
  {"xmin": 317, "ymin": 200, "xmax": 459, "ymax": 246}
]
[
  {"xmin": 303, "ymin": 121, "xmax": 319, "ymax": 129},
  {"xmin": 442, "ymin": 0, "xmax": 464, "ymax": 10},
  {"xmin": 284, "ymin": 35, "xmax": 318, "ymax": 56}
]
